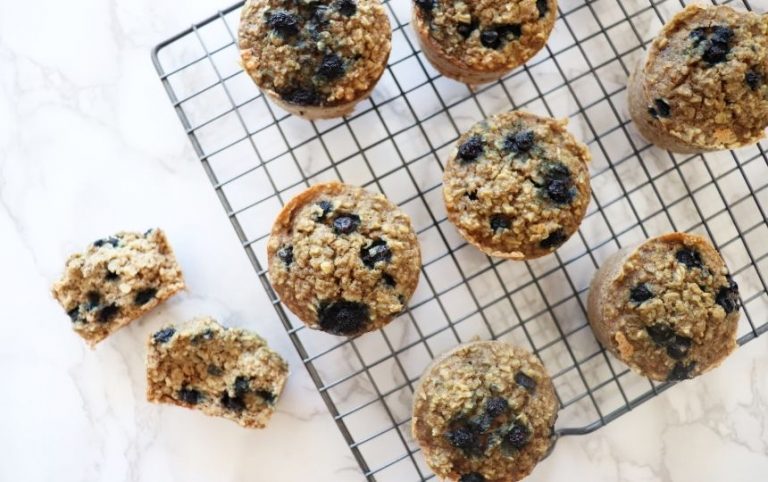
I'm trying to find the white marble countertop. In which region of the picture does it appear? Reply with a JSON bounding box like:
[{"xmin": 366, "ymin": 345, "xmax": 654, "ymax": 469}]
[{"xmin": 1, "ymin": 0, "xmax": 767, "ymax": 481}]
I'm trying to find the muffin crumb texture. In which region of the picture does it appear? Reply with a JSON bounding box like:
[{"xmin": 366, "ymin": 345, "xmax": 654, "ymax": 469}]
[
  {"xmin": 146, "ymin": 317, "xmax": 289, "ymax": 429},
  {"xmin": 51, "ymin": 229, "xmax": 184, "ymax": 346}
]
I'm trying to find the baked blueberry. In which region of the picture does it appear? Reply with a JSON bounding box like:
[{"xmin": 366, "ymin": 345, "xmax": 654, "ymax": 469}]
[
  {"xmin": 336, "ymin": 0, "xmax": 357, "ymax": 16},
  {"xmin": 94, "ymin": 237, "xmax": 120, "ymax": 248},
  {"xmin": 317, "ymin": 53, "xmax": 345, "ymax": 80},
  {"xmin": 490, "ymin": 214, "xmax": 510, "ymax": 232},
  {"xmin": 458, "ymin": 135, "xmax": 484, "ymax": 163},
  {"xmin": 676, "ymin": 248, "xmax": 703, "ymax": 269},
  {"xmin": 514, "ymin": 371, "xmax": 537, "ymax": 391},
  {"xmin": 536, "ymin": 0, "xmax": 549, "ymax": 18},
  {"xmin": 85, "ymin": 291, "xmax": 101, "ymax": 311},
  {"xmin": 153, "ymin": 327, "xmax": 176, "ymax": 344},
  {"xmin": 67, "ymin": 307, "xmax": 80, "ymax": 322},
  {"xmin": 480, "ymin": 29, "xmax": 501, "ymax": 49},
  {"xmin": 234, "ymin": 376, "xmax": 250, "ymax": 397},
  {"xmin": 318, "ymin": 299, "xmax": 370, "ymax": 335},
  {"xmin": 256, "ymin": 390, "xmax": 277, "ymax": 404},
  {"xmin": 539, "ymin": 228, "xmax": 567, "ymax": 249},
  {"xmin": 504, "ymin": 130, "xmax": 535, "ymax": 154},
  {"xmin": 746, "ymin": 71, "xmax": 763, "ymax": 90},
  {"xmin": 414, "ymin": 0, "xmax": 434, "ymax": 12},
  {"xmin": 361, "ymin": 239, "xmax": 391, "ymax": 268},
  {"xmin": 445, "ymin": 426, "xmax": 477, "ymax": 450},
  {"xmin": 702, "ymin": 26, "xmax": 733, "ymax": 64},
  {"xmin": 715, "ymin": 277, "xmax": 740, "ymax": 314},
  {"xmin": 333, "ymin": 214, "xmax": 361, "ymax": 234},
  {"xmin": 539, "ymin": 162, "xmax": 574, "ymax": 204},
  {"xmin": 459, "ymin": 474, "xmax": 485, "ymax": 482},
  {"xmin": 266, "ymin": 11, "xmax": 300, "ymax": 37},
  {"xmin": 646, "ymin": 324, "xmax": 675, "ymax": 347},
  {"xmin": 315, "ymin": 200, "xmax": 333, "ymax": 221},
  {"xmin": 504, "ymin": 423, "xmax": 530, "ymax": 450},
  {"xmin": 220, "ymin": 391, "xmax": 246, "ymax": 412},
  {"xmin": 668, "ymin": 361, "xmax": 696, "ymax": 381},
  {"xmin": 382, "ymin": 273, "xmax": 396, "ymax": 287},
  {"xmin": 630, "ymin": 284, "xmax": 654, "ymax": 303},
  {"xmin": 689, "ymin": 27, "xmax": 707, "ymax": 45},
  {"xmin": 485, "ymin": 397, "xmax": 509, "ymax": 417},
  {"xmin": 134, "ymin": 288, "xmax": 157, "ymax": 306},
  {"xmin": 207, "ymin": 365, "xmax": 224, "ymax": 376},
  {"xmin": 97, "ymin": 303, "xmax": 120, "ymax": 323},
  {"xmin": 498, "ymin": 24, "xmax": 522, "ymax": 38},
  {"xmin": 280, "ymin": 87, "xmax": 321, "ymax": 106},
  {"xmin": 278, "ymin": 245, "xmax": 294, "ymax": 266},
  {"xmin": 666, "ymin": 335, "xmax": 692, "ymax": 360},
  {"xmin": 457, "ymin": 21, "xmax": 477, "ymax": 38},
  {"xmin": 179, "ymin": 387, "xmax": 201, "ymax": 405},
  {"xmin": 653, "ymin": 99, "xmax": 671, "ymax": 118},
  {"xmin": 192, "ymin": 328, "xmax": 215, "ymax": 344}
]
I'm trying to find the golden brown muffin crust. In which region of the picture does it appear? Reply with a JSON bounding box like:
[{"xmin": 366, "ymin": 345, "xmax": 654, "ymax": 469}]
[
  {"xmin": 412, "ymin": 0, "xmax": 557, "ymax": 81},
  {"xmin": 267, "ymin": 182, "xmax": 421, "ymax": 336},
  {"xmin": 412, "ymin": 341, "xmax": 558, "ymax": 482},
  {"xmin": 239, "ymin": 0, "xmax": 391, "ymax": 108},
  {"xmin": 587, "ymin": 233, "xmax": 740, "ymax": 382},
  {"xmin": 629, "ymin": 4, "xmax": 768, "ymax": 152},
  {"xmin": 443, "ymin": 111, "xmax": 591, "ymax": 260}
]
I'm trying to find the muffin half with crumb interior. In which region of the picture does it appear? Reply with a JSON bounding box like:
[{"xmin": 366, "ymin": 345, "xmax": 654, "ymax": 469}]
[{"xmin": 239, "ymin": 0, "xmax": 392, "ymax": 119}]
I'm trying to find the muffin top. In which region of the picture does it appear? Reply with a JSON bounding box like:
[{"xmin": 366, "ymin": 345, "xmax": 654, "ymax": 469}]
[
  {"xmin": 640, "ymin": 4, "xmax": 768, "ymax": 149},
  {"xmin": 443, "ymin": 111, "xmax": 591, "ymax": 259},
  {"xmin": 602, "ymin": 233, "xmax": 740, "ymax": 381},
  {"xmin": 413, "ymin": 0, "xmax": 557, "ymax": 71},
  {"xmin": 239, "ymin": 0, "xmax": 391, "ymax": 107},
  {"xmin": 412, "ymin": 341, "xmax": 558, "ymax": 482},
  {"xmin": 267, "ymin": 182, "xmax": 421, "ymax": 336}
]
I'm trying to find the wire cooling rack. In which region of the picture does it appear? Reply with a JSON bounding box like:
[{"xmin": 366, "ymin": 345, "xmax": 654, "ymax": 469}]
[{"xmin": 153, "ymin": 0, "xmax": 768, "ymax": 479}]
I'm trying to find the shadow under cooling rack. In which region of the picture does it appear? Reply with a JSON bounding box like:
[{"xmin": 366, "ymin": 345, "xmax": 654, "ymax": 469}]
[{"xmin": 152, "ymin": 0, "xmax": 768, "ymax": 480}]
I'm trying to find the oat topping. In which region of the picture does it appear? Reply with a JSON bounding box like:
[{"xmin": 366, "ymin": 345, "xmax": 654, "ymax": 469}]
[
  {"xmin": 443, "ymin": 111, "xmax": 591, "ymax": 259},
  {"xmin": 588, "ymin": 233, "xmax": 740, "ymax": 381},
  {"xmin": 413, "ymin": 0, "xmax": 557, "ymax": 72},
  {"xmin": 239, "ymin": 0, "xmax": 391, "ymax": 106},
  {"xmin": 630, "ymin": 4, "xmax": 768, "ymax": 151},
  {"xmin": 267, "ymin": 182, "xmax": 421, "ymax": 336},
  {"xmin": 412, "ymin": 341, "xmax": 558, "ymax": 482}
]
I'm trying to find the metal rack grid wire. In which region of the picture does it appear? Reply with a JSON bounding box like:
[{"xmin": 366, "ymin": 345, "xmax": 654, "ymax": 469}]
[{"xmin": 152, "ymin": 0, "xmax": 768, "ymax": 479}]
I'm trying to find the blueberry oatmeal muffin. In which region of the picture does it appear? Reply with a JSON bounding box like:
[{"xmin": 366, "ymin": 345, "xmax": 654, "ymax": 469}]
[
  {"xmin": 412, "ymin": 341, "xmax": 558, "ymax": 482},
  {"xmin": 443, "ymin": 111, "xmax": 591, "ymax": 260},
  {"xmin": 146, "ymin": 317, "xmax": 289, "ymax": 429},
  {"xmin": 52, "ymin": 229, "xmax": 184, "ymax": 346},
  {"xmin": 239, "ymin": 0, "xmax": 391, "ymax": 119},
  {"xmin": 587, "ymin": 233, "xmax": 740, "ymax": 382},
  {"xmin": 267, "ymin": 182, "xmax": 421, "ymax": 336},
  {"xmin": 628, "ymin": 4, "xmax": 768, "ymax": 153},
  {"xmin": 412, "ymin": 0, "xmax": 558, "ymax": 84}
]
